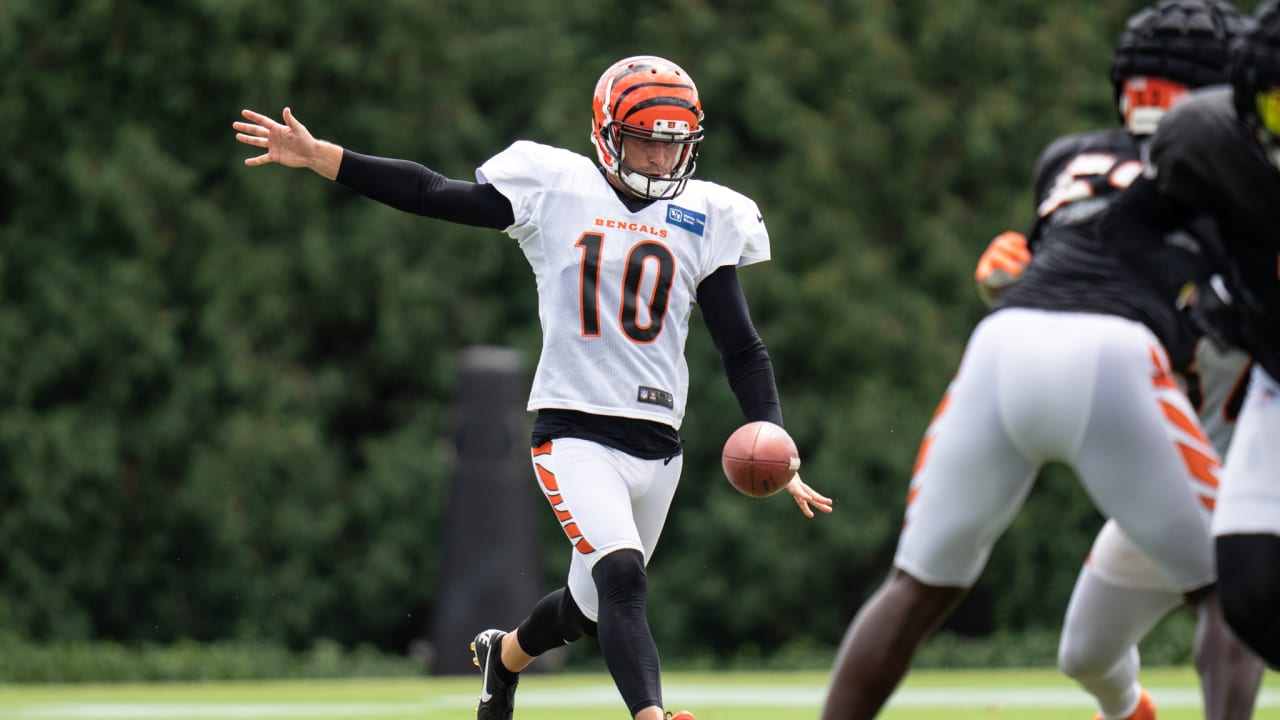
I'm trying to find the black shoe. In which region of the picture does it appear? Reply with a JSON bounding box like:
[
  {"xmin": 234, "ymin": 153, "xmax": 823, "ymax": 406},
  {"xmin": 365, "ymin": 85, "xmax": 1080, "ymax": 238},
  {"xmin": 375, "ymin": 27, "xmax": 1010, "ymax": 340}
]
[{"xmin": 471, "ymin": 628, "xmax": 518, "ymax": 720}]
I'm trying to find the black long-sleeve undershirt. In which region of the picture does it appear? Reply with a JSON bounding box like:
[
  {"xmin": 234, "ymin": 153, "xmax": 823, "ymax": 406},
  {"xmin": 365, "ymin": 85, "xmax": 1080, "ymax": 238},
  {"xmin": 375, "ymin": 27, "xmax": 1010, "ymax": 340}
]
[
  {"xmin": 697, "ymin": 265, "xmax": 783, "ymax": 427},
  {"xmin": 336, "ymin": 150, "xmax": 514, "ymax": 228}
]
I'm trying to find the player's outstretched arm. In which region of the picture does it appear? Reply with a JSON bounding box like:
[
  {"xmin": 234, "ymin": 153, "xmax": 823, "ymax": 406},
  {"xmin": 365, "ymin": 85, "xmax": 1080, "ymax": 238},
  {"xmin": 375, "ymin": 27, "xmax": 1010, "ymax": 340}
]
[
  {"xmin": 234, "ymin": 107, "xmax": 344, "ymax": 180},
  {"xmin": 786, "ymin": 474, "xmax": 833, "ymax": 518}
]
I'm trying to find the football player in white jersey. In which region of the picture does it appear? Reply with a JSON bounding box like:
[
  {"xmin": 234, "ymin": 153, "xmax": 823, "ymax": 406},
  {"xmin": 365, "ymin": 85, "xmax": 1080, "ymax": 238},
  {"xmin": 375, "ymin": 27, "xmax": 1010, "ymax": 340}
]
[{"xmin": 234, "ymin": 55, "xmax": 832, "ymax": 720}]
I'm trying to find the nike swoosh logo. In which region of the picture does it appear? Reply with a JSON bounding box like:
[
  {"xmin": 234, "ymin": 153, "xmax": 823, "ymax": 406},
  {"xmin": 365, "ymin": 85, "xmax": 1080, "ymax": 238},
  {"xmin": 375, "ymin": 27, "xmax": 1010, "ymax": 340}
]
[{"xmin": 479, "ymin": 641, "xmax": 494, "ymax": 702}]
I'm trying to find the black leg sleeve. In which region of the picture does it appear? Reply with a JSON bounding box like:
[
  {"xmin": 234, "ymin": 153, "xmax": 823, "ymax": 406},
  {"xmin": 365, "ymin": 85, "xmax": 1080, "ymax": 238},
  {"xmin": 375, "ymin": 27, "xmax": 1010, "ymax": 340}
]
[
  {"xmin": 515, "ymin": 587, "xmax": 598, "ymax": 658},
  {"xmin": 593, "ymin": 549, "xmax": 663, "ymax": 716},
  {"xmin": 1216, "ymin": 534, "xmax": 1280, "ymax": 668}
]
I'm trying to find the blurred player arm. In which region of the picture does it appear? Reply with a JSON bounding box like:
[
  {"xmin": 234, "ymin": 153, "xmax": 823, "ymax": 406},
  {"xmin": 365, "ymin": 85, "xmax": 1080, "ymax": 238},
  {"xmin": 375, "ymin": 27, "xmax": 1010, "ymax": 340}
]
[
  {"xmin": 973, "ymin": 230, "xmax": 1031, "ymax": 305},
  {"xmin": 1103, "ymin": 175, "xmax": 1255, "ymax": 350},
  {"xmin": 697, "ymin": 266, "xmax": 783, "ymax": 427},
  {"xmin": 1102, "ymin": 175, "xmax": 1205, "ymax": 301}
]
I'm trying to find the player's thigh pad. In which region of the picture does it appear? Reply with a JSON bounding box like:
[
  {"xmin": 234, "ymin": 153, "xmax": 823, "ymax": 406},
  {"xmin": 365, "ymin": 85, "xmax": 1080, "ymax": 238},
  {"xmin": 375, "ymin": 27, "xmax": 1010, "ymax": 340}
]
[
  {"xmin": 532, "ymin": 437, "xmax": 681, "ymax": 621},
  {"xmin": 1213, "ymin": 366, "xmax": 1280, "ymax": 536}
]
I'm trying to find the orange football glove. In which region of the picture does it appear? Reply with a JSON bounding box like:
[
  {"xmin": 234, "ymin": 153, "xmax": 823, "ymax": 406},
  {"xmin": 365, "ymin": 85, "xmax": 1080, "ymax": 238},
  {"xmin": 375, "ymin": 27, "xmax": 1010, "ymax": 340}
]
[{"xmin": 975, "ymin": 230, "xmax": 1031, "ymax": 304}]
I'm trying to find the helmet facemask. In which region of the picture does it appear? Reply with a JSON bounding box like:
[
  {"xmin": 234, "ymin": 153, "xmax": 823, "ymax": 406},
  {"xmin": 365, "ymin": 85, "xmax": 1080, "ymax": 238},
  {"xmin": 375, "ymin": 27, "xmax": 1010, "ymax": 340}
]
[
  {"xmin": 600, "ymin": 120, "xmax": 701, "ymax": 200},
  {"xmin": 1118, "ymin": 76, "xmax": 1190, "ymax": 135},
  {"xmin": 590, "ymin": 56, "xmax": 705, "ymax": 200}
]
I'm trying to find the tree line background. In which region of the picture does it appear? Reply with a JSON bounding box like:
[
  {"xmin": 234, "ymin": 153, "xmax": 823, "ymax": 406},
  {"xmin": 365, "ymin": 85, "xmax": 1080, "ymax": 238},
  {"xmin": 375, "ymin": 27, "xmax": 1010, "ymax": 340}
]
[{"xmin": 2, "ymin": 0, "xmax": 1254, "ymax": 672}]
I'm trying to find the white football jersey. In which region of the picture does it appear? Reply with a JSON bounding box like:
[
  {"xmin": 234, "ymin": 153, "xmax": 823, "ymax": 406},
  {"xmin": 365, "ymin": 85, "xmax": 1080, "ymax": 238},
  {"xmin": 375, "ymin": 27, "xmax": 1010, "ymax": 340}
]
[{"xmin": 477, "ymin": 141, "xmax": 770, "ymax": 429}]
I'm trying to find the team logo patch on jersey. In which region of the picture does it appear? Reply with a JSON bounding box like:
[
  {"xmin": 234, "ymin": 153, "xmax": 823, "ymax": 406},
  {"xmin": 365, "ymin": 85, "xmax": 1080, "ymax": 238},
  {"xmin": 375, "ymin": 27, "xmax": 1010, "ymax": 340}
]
[
  {"xmin": 637, "ymin": 386, "xmax": 674, "ymax": 409},
  {"xmin": 665, "ymin": 204, "xmax": 706, "ymax": 236}
]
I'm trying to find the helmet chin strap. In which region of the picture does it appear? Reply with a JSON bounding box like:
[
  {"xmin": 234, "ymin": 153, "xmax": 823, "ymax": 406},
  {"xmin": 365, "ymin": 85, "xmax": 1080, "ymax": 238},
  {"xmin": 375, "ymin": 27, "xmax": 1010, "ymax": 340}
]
[
  {"xmin": 1124, "ymin": 106, "xmax": 1166, "ymax": 135},
  {"xmin": 621, "ymin": 170, "xmax": 677, "ymax": 199}
]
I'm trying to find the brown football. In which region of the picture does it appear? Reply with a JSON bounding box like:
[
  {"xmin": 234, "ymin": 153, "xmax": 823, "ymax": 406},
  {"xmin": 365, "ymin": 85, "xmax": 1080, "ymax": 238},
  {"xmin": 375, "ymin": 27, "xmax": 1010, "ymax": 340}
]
[{"xmin": 721, "ymin": 421, "xmax": 800, "ymax": 498}]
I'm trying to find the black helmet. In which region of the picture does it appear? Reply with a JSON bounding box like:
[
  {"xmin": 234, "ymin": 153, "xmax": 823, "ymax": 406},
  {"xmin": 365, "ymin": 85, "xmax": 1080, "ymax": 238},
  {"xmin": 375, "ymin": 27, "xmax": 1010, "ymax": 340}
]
[
  {"xmin": 1111, "ymin": 0, "xmax": 1247, "ymax": 131},
  {"xmin": 1230, "ymin": 0, "xmax": 1280, "ymax": 167}
]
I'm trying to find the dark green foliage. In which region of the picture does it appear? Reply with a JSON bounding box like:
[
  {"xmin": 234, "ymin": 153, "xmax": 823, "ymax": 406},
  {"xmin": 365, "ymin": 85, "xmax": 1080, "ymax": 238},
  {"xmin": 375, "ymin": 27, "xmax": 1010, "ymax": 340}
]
[{"xmin": 0, "ymin": 0, "xmax": 1240, "ymax": 669}]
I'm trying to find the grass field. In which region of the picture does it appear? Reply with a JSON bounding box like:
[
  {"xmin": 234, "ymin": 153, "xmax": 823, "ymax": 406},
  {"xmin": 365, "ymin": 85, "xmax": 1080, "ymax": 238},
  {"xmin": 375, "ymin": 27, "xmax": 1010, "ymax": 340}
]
[{"xmin": 0, "ymin": 667, "xmax": 1276, "ymax": 720}]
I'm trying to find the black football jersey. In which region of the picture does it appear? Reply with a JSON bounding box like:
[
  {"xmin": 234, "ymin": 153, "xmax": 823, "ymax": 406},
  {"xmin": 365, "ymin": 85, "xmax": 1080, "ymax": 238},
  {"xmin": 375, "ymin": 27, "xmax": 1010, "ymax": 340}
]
[
  {"xmin": 994, "ymin": 128, "xmax": 1198, "ymax": 369},
  {"xmin": 1108, "ymin": 87, "xmax": 1280, "ymax": 378}
]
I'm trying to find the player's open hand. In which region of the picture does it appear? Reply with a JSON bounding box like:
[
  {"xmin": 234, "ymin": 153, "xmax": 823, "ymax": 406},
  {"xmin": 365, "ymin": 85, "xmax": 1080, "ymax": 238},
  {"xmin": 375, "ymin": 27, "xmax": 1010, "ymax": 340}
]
[
  {"xmin": 785, "ymin": 474, "xmax": 833, "ymax": 518},
  {"xmin": 234, "ymin": 107, "xmax": 319, "ymax": 170}
]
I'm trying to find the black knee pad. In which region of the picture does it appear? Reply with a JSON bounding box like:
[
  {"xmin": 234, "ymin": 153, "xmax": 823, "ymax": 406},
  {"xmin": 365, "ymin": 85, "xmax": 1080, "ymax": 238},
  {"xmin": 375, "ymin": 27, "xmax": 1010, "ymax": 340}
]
[
  {"xmin": 1216, "ymin": 534, "xmax": 1280, "ymax": 667},
  {"xmin": 592, "ymin": 548, "xmax": 648, "ymax": 609}
]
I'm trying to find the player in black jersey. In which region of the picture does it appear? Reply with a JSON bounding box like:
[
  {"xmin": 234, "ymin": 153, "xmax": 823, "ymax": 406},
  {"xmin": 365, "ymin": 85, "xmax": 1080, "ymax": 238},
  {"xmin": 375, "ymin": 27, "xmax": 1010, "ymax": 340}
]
[
  {"xmin": 1103, "ymin": 0, "xmax": 1280, "ymax": 670},
  {"xmin": 971, "ymin": 3, "xmax": 1262, "ymax": 718},
  {"xmin": 821, "ymin": 4, "xmax": 1259, "ymax": 719}
]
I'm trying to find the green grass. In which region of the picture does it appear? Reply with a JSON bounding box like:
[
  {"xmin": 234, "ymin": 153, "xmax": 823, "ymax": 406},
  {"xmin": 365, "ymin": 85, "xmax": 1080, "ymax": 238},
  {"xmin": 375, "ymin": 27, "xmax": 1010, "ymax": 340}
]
[{"xmin": 0, "ymin": 667, "xmax": 1276, "ymax": 719}]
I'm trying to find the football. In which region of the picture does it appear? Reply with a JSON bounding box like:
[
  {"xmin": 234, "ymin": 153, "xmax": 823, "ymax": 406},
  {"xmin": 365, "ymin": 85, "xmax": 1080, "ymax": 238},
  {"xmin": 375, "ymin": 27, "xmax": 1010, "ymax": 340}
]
[{"xmin": 721, "ymin": 421, "xmax": 801, "ymax": 498}]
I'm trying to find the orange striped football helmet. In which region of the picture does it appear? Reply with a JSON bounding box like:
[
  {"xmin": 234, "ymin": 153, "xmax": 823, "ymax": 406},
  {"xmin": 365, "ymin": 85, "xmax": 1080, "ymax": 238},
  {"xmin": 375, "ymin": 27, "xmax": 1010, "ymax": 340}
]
[{"xmin": 590, "ymin": 55, "xmax": 704, "ymax": 199}]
